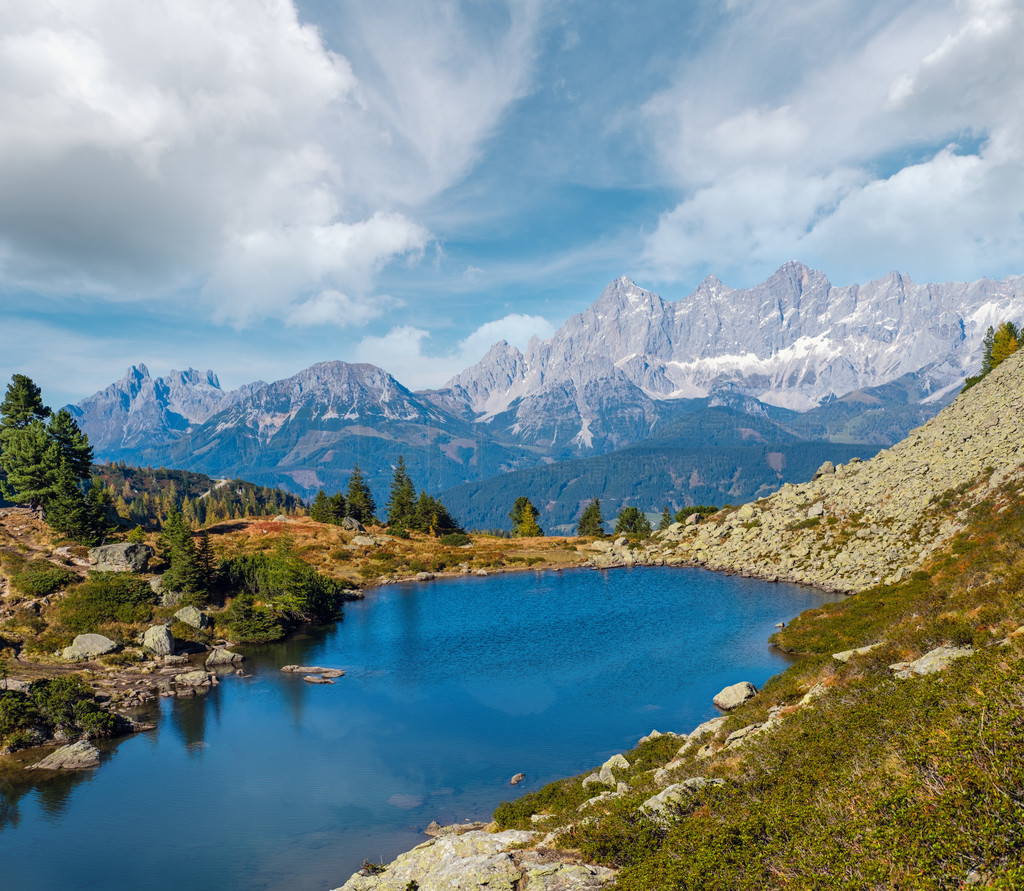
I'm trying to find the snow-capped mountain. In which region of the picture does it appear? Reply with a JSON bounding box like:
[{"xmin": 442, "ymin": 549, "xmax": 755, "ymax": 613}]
[
  {"xmin": 433, "ymin": 262, "xmax": 1024, "ymax": 452},
  {"xmin": 67, "ymin": 364, "xmax": 253, "ymax": 454}
]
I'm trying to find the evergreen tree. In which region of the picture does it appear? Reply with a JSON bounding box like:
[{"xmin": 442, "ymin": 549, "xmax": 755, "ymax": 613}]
[
  {"xmin": 45, "ymin": 457, "xmax": 93, "ymax": 541},
  {"xmin": 658, "ymin": 505, "xmax": 673, "ymax": 531},
  {"xmin": 576, "ymin": 498, "xmax": 605, "ymax": 537},
  {"xmin": 47, "ymin": 409, "xmax": 93, "ymax": 481},
  {"xmin": 309, "ymin": 489, "xmax": 332, "ymax": 523},
  {"xmin": 345, "ymin": 465, "xmax": 376, "ymax": 524},
  {"xmin": 327, "ymin": 491, "xmax": 346, "ymax": 523},
  {"xmin": 510, "ymin": 496, "xmax": 543, "ymax": 537},
  {"xmin": 964, "ymin": 321, "xmax": 1022, "ymax": 391},
  {"xmin": 0, "ymin": 374, "xmax": 50, "ymax": 439},
  {"xmin": 0, "ymin": 421, "xmax": 58, "ymax": 510},
  {"xmin": 159, "ymin": 507, "xmax": 204, "ymax": 604},
  {"xmin": 410, "ymin": 491, "xmax": 463, "ymax": 535},
  {"xmin": 614, "ymin": 506, "xmax": 652, "ymax": 537},
  {"xmin": 385, "ymin": 456, "xmax": 416, "ymax": 528},
  {"xmin": 196, "ymin": 530, "xmax": 214, "ymax": 594}
]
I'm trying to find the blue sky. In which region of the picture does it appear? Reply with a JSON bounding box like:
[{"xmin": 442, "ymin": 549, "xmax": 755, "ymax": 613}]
[{"xmin": 2, "ymin": 0, "xmax": 1023, "ymax": 406}]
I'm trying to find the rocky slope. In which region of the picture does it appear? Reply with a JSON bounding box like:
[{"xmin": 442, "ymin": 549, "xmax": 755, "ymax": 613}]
[{"xmin": 590, "ymin": 348, "xmax": 1024, "ymax": 591}]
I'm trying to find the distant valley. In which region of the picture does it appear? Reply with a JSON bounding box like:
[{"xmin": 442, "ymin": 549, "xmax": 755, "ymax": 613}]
[{"xmin": 68, "ymin": 262, "xmax": 1024, "ymax": 531}]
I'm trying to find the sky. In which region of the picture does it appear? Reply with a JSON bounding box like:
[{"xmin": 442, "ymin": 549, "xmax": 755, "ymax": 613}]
[{"xmin": 2, "ymin": 0, "xmax": 1023, "ymax": 407}]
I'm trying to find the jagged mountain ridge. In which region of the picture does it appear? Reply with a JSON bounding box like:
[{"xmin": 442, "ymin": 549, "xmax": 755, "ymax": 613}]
[
  {"xmin": 67, "ymin": 364, "xmax": 260, "ymax": 455},
  {"xmin": 131, "ymin": 361, "xmax": 532, "ymax": 499},
  {"xmin": 433, "ymin": 262, "xmax": 1024, "ymax": 454}
]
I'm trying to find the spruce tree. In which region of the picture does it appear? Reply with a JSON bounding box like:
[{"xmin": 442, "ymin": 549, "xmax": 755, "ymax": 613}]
[
  {"xmin": 45, "ymin": 457, "xmax": 93, "ymax": 541},
  {"xmin": 385, "ymin": 456, "xmax": 416, "ymax": 528},
  {"xmin": 0, "ymin": 374, "xmax": 50, "ymax": 439},
  {"xmin": 614, "ymin": 506, "xmax": 652, "ymax": 537},
  {"xmin": 577, "ymin": 498, "xmax": 605, "ymax": 537},
  {"xmin": 309, "ymin": 489, "xmax": 331, "ymax": 523},
  {"xmin": 159, "ymin": 507, "xmax": 204, "ymax": 603},
  {"xmin": 345, "ymin": 465, "xmax": 376, "ymax": 524},
  {"xmin": 510, "ymin": 496, "xmax": 543, "ymax": 537},
  {"xmin": 658, "ymin": 505, "xmax": 673, "ymax": 531},
  {"xmin": 0, "ymin": 421, "xmax": 57, "ymax": 510},
  {"xmin": 47, "ymin": 409, "xmax": 93, "ymax": 481}
]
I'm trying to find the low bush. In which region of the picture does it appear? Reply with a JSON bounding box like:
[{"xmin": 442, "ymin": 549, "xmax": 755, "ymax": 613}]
[
  {"xmin": 8, "ymin": 559, "xmax": 78, "ymax": 598},
  {"xmin": 56, "ymin": 572, "xmax": 155, "ymax": 632}
]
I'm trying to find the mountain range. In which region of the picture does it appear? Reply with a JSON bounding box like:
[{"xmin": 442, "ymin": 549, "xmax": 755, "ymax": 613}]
[{"xmin": 68, "ymin": 262, "xmax": 1024, "ymax": 530}]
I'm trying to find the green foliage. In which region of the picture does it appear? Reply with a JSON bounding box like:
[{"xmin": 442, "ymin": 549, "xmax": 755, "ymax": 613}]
[
  {"xmin": 56, "ymin": 572, "xmax": 156, "ymax": 632},
  {"xmin": 439, "ymin": 532, "xmax": 472, "ymax": 547},
  {"xmin": 614, "ymin": 506, "xmax": 652, "ymax": 537},
  {"xmin": 0, "ymin": 676, "xmax": 122, "ymax": 749},
  {"xmin": 674, "ymin": 505, "xmax": 719, "ymax": 523},
  {"xmin": 345, "ymin": 464, "xmax": 377, "ymax": 524},
  {"xmin": 158, "ymin": 506, "xmax": 205, "ymax": 604},
  {"xmin": 657, "ymin": 505, "xmax": 672, "ymax": 531},
  {"xmin": 963, "ymin": 321, "xmax": 1021, "ymax": 391},
  {"xmin": 510, "ymin": 496, "xmax": 543, "ymax": 537},
  {"xmin": 5, "ymin": 558, "xmax": 77, "ymax": 598},
  {"xmin": 576, "ymin": 498, "xmax": 605, "ymax": 537},
  {"xmin": 221, "ymin": 593, "xmax": 285, "ymax": 643},
  {"xmin": 219, "ymin": 546, "xmax": 348, "ymax": 625},
  {"xmin": 385, "ymin": 455, "xmax": 416, "ymax": 528}
]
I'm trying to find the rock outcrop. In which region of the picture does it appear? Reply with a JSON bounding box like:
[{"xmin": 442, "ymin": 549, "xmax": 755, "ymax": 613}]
[
  {"xmin": 31, "ymin": 740, "xmax": 101, "ymax": 770},
  {"xmin": 331, "ymin": 830, "xmax": 615, "ymax": 891},
  {"xmin": 88, "ymin": 543, "xmax": 154, "ymax": 573},
  {"xmin": 646, "ymin": 349, "xmax": 1024, "ymax": 591},
  {"xmin": 142, "ymin": 624, "xmax": 174, "ymax": 656}
]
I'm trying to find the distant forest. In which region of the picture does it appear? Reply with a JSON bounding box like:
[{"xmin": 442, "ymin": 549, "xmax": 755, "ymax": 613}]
[{"xmin": 93, "ymin": 462, "xmax": 305, "ymax": 528}]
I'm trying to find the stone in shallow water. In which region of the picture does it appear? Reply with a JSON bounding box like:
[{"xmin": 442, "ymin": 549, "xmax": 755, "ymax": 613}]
[{"xmin": 32, "ymin": 740, "xmax": 101, "ymax": 770}]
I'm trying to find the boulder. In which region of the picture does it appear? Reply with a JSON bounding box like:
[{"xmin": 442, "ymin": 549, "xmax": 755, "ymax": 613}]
[
  {"xmin": 341, "ymin": 517, "xmax": 365, "ymax": 532},
  {"xmin": 62, "ymin": 633, "xmax": 118, "ymax": 661},
  {"xmin": 351, "ymin": 535, "xmax": 377, "ymax": 547},
  {"xmin": 713, "ymin": 681, "xmax": 758, "ymax": 711},
  {"xmin": 31, "ymin": 740, "xmax": 101, "ymax": 770},
  {"xmin": 812, "ymin": 461, "xmax": 835, "ymax": 480},
  {"xmin": 174, "ymin": 606, "xmax": 210, "ymax": 629},
  {"xmin": 832, "ymin": 642, "xmax": 882, "ymax": 663},
  {"xmin": 205, "ymin": 648, "xmax": 244, "ymax": 667},
  {"xmin": 890, "ymin": 645, "xmax": 974, "ymax": 679},
  {"xmin": 142, "ymin": 624, "xmax": 174, "ymax": 656},
  {"xmin": 174, "ymin": 670, "xmax": 213, "ymax": 687},
  {"xmin": 640, "ymin": 778, "xmax": 724, "ymax": 822},
  {"xmin": 510, "ymin": 773, "xmax": 526, "ymax": 785},
  {"xmin": 88, "ymin": 542, "xmax": 154, "ymax": 573},
  {"xmin": 416, "ymin": 572, "xmax": 435, "ymax": 581}
]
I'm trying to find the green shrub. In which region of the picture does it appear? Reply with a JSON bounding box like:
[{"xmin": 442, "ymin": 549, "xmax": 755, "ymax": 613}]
[
  {"xmin": 439, "ymin": 533, "xmax": 472, "ymax": 547},
  {"xmin": 29, "ymin": 675, "xmax": 120, "ymax": 739},
  {"xmin": 9, "ymin": 560, "xmax": 78, "ymax": 598},
  {"xmin": 56, "ymin": 572, "xmax": 155, "ymax": 632},
  {"xmin": 222, "ymin": 594, "xmax": 285, "ymax": 643}
]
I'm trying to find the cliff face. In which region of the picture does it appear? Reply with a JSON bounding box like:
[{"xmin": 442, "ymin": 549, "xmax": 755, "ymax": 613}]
[{"xmin": 648, "ymin": 348, "xmax": 1024, "ymax": 591}]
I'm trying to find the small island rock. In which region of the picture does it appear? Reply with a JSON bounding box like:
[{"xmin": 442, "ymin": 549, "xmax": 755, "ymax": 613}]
[{"xmin": 32, "ymin": 740, "xmax": 101, "ymax": 770}]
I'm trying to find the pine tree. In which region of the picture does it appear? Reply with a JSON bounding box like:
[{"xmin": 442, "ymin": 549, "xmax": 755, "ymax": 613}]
[
  {"xmin": 0, "ymin": 421, "xmax": 58, "ymax": 510},
  {"xmin": 159, "ymin": 506, "xmax": 204, "ymax": 603},
  {"xmin": 386, "ymin": 456, "xmax": 417, "ymax": 528},
  {"xmin": 327, "ymin": 492, "xmax": 346, "ymax": 523},
  {"xmin": 310, "ymin": 489, "xmax": 332, "ymax": 523},
  {"xmin": 614, "ymin": 506, "xmax": 652, "ymax": 537},
  {"xmin": 0, "ymin": 374, "xmax": 50, "ymax": 438},
  {"xmin": 47, "ymin": 409, "xmax": 93, "ymax": 481},
  {"xmin": 345, "ymin": 465, "xmax": 376, "ymax": 524},
  {"xmin": 510, "ymin": 496, "xmax": 543, "ymax": 537},
  {"xmin": 576, "ymin": 498, "xmax": 605, "ymax": 537},
  {"xmin": 658, "ymin": 505, "xmax": 673, "ymax": 531},
  {"xmin": 45, "ymin": 457, "xmax": 93, "ymax": 541}
]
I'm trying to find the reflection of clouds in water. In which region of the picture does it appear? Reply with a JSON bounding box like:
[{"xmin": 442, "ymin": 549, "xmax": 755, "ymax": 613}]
[
  {"xmin": 387, "ymin": 793, "xmax": 425, "ymax": 809},
  {"xmin": 461, "ymin": 679, "xmax": 557, "ymax": 716}
]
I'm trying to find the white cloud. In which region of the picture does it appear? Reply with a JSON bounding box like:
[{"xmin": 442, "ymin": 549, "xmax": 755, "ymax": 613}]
[
  {"xmin": 0, "ymin": 0, "xmax": 541, "ymax": 322},
  {"xmin": 640, "ymin": 0, "xmax": 1024, "ymax": 285},
  {"xmin": 354, "ymin": 313, "xmax": 555, "ymax": 389}
]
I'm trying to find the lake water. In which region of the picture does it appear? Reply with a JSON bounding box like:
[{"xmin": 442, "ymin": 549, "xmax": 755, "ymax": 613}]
[{"xmin": 0, "ymin": 566, "xmax": 830, "ymax": 890}]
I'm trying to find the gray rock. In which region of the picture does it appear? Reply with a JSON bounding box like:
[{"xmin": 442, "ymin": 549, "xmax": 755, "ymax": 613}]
[
  {"xmin": 351, "ymin": 535, "xmax": 377, "ymax": 547},
  {"xmin": 31, "ymin": 740, "xmax": 101, "ymax": 770},
  {"xmin": 416, "ymin": 571, "xmax": 435, "ymax": 581},
  {"xmin": 205, "ymin": 648, "xmax": 244, "ymax": 667},
  {"xmin": 174, "ymin": 670, "xmax": 213, "ymax": 687},
  {"xmin": 341, "ymin": 517, "xmax": 365, "ymax": 531},
  {"xmin": 174, "ymin": 606, "xmax": 210, "ymax": 629},
  {"xmin": 812, "ymin": 461, "xmax": 836, "ymax": 480},
  {"xmin": 62, "ymin": 633, "xmax": 118, "ymax": 661},
  {"xmin": 330, "ymin": 829, "xmax": 616, "ymax": 891},
  {"xmin": 510, "ymin": 773, "xmax": 526, "ymax": 785},
  {"xmin": 712, "ymin": 681, "xmax": 758, "ymax": 710},
  {"xmin": 641, "ymin": 778, "xmax": 724, "ymax": 822},
  {"xmin": 142, "ymin": 624, "xmax": 174, "ymax": 656},
  {"xmin": 833, "ymin": 642, "xmax": 883, "ymax": 663},
  {"xmin": 890, "ymin": 645, "xmax": 974, "ymax": 679},
  {"xmin": 88, "ymin": 542, "xmax": 154, "ymax": 573}
]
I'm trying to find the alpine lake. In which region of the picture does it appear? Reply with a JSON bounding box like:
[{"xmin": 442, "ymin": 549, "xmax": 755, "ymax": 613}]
[{"xmin": 0, "ymin": 565, "xmax": 831, "ymax": 890}]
